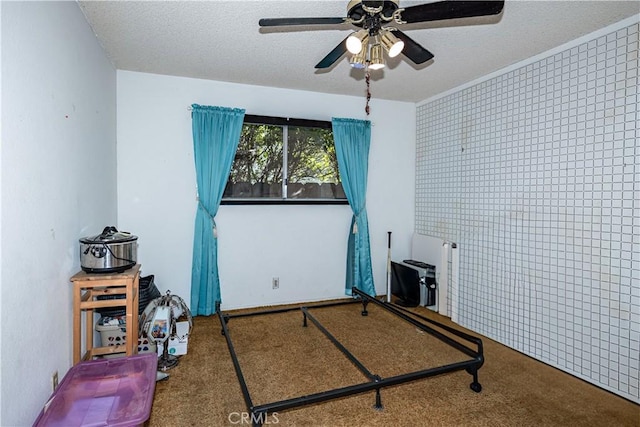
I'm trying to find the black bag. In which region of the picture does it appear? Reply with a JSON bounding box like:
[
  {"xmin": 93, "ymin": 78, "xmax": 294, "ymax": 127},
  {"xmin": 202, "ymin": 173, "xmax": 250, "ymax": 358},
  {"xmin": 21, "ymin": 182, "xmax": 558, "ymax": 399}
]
[{"xmin": 96, "ymin": 275, "xmax": 161, "ymax": 318}]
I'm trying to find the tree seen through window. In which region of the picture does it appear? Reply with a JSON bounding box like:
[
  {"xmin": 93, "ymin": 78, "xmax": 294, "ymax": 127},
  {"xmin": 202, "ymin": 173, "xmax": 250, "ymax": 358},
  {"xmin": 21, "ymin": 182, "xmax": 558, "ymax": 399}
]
[{"xmin": 224, "ymin": 117, "xmax": 346, "ymax": 202}]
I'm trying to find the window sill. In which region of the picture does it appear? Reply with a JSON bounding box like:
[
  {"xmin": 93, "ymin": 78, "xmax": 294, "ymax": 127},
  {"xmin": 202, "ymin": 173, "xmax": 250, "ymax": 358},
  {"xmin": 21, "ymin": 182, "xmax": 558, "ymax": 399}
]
[{"xmin": 221, "ymin": 199, "xmax": 349, "ymax": 205}]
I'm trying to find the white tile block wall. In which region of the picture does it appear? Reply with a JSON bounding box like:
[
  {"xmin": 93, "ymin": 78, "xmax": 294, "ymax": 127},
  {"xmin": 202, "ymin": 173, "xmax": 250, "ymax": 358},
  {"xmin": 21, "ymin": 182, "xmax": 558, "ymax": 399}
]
[{"xmin": 416, "ymin": 21, "xmax": 639, "ymax": 402}]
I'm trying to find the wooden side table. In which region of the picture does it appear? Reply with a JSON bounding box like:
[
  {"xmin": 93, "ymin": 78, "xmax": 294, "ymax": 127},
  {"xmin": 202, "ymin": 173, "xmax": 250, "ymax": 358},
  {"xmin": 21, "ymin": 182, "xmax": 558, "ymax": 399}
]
[{"xmin": 70, "ymin": 264, "xmax": 141, "ymax": 364}]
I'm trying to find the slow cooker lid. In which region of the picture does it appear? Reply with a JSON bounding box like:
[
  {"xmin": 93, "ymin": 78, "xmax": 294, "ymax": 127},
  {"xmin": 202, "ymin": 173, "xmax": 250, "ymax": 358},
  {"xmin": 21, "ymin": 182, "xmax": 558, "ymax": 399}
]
[{"xmin": 80, "ymin": 226, "xmax": 137, "ymax": 244}]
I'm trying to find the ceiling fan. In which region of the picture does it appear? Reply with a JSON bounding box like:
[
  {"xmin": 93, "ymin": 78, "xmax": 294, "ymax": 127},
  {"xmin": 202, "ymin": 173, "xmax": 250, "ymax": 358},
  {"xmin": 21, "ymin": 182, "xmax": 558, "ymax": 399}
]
[{"xmin": 259, "ymin": 0, "xmax": 505, "ymax": 71}]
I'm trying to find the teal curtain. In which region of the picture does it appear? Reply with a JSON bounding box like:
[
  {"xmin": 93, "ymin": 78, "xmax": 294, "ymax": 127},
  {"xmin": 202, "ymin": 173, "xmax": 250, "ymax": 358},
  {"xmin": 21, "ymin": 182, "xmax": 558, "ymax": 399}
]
[
  {"xmin": 332, "ymin": 118, "xmax": 375, "ymax": 296},
  {"xmin": 191, "ymin": 104, "xmax": 245, "ymax": 315}
]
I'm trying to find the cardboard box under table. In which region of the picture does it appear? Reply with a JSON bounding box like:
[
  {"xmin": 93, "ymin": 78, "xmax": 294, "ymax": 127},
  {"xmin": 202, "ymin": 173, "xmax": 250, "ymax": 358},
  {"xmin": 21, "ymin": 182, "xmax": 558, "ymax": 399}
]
[{"xmin": 34, "ymin": 353, "xmax": 157, "ymax": 427}]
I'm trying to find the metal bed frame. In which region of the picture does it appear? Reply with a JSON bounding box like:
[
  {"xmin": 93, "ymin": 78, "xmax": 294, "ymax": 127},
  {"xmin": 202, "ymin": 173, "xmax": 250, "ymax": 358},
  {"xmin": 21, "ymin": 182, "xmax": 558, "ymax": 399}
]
[{"xmin": 216, "ymin": 287, "xmax": 484, "ymax": 426}]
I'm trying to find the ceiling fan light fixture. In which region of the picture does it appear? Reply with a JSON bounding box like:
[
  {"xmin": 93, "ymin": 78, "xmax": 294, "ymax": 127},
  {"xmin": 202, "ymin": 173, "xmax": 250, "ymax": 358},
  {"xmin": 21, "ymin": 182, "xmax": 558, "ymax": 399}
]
[
  {"xmin": 368, "ymin": 43, "xmax": 385, "ymax": 70},
  {"xmin": 346, "ymin": 29, "xmax": 368, "ymax": 54},
  {"xmin": 380, "ymin": 30, "xmax": 404, "ymax": 58}
]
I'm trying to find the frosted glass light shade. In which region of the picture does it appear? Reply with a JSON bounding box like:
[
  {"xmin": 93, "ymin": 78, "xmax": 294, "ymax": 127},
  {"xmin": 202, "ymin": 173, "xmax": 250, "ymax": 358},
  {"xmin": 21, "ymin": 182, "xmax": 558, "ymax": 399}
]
[
  {"xmin": 368, "ymin": 44, "xmax": 385, "ymax": 70},
  {"xmin": 346, "ymin": 30, "xmax": 368, "ymax": 54},
  {"xmin": 381, "ymin": 30, "xmax": 404, "ymax": 58}
]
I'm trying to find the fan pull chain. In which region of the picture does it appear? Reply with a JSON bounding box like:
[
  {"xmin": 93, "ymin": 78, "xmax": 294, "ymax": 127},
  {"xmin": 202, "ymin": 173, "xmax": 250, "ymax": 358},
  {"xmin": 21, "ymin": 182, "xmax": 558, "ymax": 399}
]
[{"xmin": 365, "ymin": 70, "xmax": 371, "ymax": 116}]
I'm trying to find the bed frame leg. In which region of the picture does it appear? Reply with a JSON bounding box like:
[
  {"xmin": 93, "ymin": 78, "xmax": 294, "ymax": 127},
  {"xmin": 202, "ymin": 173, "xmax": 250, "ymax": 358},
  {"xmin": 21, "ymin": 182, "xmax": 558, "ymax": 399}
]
[
  {"xmin": 373, "ymin": 388, "xmax": 383, "ymax": 410},
  {"xmin": 361, "ymin": 300, "xmax": 369, "ymax": 316},
  {"xmin": 467, "ymin": 368, "xmax": 482, "ymax": 393},
  {"xmin": 252, "ymin": 412, "xmax": 262, "ymax": 427},
  {"xmin": 216, "ymin": 301, "xmax": 225, "ymax": 336},
  {"xmin": 372, "ymin": 374, "xmax": 384, "ymax": 410},
  {"xmin": 302, "ymin": 312, "xmax": 308, "ymax": 327},
  {"xmin": 220, "ymin": 316, "xmax": 229, "ymax": 336},
  {"xmin": 371, "ymin": 375, "xmax": 383, "ymax": 410}
]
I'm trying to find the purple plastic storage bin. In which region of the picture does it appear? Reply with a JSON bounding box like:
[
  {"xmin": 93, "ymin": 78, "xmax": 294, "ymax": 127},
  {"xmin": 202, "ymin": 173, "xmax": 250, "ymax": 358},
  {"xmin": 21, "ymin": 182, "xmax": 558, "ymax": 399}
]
[{"xmin": 34, "ymin": 353, "xmax": 158, "ymax": 427}]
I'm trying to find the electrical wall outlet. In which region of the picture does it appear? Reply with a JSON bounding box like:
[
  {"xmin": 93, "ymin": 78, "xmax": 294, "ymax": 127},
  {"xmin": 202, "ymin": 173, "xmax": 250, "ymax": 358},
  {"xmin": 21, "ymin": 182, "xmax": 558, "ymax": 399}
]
[
  {"xmin": 272, "ymin": 277, "xmax": 279, "ymax": 289},
  {"xmin": 52, "ymin": 371, "xmax": 59, "ymax": 392}
]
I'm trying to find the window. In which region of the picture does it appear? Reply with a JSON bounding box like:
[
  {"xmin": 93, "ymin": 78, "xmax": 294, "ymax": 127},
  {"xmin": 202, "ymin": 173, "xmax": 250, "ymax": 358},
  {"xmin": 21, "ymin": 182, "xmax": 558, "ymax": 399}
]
[{"xmin": 222, "ymin": 115, "xmax": 347, "ymax": 204}]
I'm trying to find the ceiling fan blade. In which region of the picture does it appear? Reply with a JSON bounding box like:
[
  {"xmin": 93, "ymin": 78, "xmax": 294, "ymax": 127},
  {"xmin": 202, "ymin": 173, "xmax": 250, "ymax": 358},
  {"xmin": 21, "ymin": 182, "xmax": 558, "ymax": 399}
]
[
  {"xmin": 315, "ymin": 37, "xmax": 349, "ymax": 69},
  {"xmin": 399, "ymin": 1, "xmax": 504, "ymax": 24},
  {"xmin": 259, "ymin": 17, "xmax": 346, "ymax": 27},
  {"xmin": 393, "ymin": 30, "xmax": 434, "ymax": 64}
]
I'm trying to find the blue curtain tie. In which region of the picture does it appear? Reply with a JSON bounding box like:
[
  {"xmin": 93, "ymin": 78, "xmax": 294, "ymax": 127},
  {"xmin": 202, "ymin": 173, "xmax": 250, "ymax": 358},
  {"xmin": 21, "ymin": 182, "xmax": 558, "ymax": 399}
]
[{"xmin": 198, "ymin": 200, "xmax": 218, "ymax": 238}]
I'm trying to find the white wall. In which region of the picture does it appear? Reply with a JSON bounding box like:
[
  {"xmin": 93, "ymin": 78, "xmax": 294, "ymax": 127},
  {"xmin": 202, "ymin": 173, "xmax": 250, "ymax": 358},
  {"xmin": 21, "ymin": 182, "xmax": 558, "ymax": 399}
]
[
  {"xmin": 1, "ymin": 2, "xmax": 116, "ymax": 425},
  {"xmin": 415, "ymin": 18, "xmax": 639, "ymax": 403},
  {"xmin": 0, "ymin": 2, "xmax": 3, "ymax": 422},
  {"xmin": 117, "ymin": 71, "xmax": 415, "ymax": 310},
  {"xmin": 0, "ymin": 3, "xmax": 4, "ymax": 422}
]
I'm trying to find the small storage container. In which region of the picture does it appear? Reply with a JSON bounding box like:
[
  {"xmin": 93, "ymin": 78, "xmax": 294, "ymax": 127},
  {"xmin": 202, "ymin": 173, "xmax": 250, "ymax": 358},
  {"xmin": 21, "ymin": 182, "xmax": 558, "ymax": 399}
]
[
  {"xmin": 96, "ymin": 316, "xmax": 156, "ymax": 356},
  {"xmin": 34, "ymin": 354, "xmax": 157, "ymax": 427}
]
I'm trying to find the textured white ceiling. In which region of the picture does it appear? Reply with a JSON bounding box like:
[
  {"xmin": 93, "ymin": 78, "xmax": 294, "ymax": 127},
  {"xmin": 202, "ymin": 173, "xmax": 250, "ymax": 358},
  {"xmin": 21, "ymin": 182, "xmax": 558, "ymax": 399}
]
[{"xmin": 78, "ymin": 0, "xmax": 640, "ymax": 102}]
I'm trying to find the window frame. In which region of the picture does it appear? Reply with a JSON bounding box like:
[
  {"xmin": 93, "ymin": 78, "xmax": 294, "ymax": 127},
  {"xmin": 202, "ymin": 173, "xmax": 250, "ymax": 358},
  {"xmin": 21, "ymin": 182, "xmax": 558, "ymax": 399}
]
[{"xmin": 221, "ymin": 114, "xmax": 348, "ymax": 205}]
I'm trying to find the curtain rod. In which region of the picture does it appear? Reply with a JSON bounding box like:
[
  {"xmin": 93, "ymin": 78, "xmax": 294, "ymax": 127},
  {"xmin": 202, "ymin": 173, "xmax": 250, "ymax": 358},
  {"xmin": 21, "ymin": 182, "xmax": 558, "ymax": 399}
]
[{"xmin": 187, "ymin": 106, "xmax": 373, "ymax": 124}]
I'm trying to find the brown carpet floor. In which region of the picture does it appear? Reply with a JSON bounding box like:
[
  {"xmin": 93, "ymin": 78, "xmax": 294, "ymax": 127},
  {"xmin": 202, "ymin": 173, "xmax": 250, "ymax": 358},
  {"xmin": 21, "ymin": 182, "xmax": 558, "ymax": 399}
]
[{"xmin": 147, "ymin": 300, "xmax": 639, "ymax": 426}]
